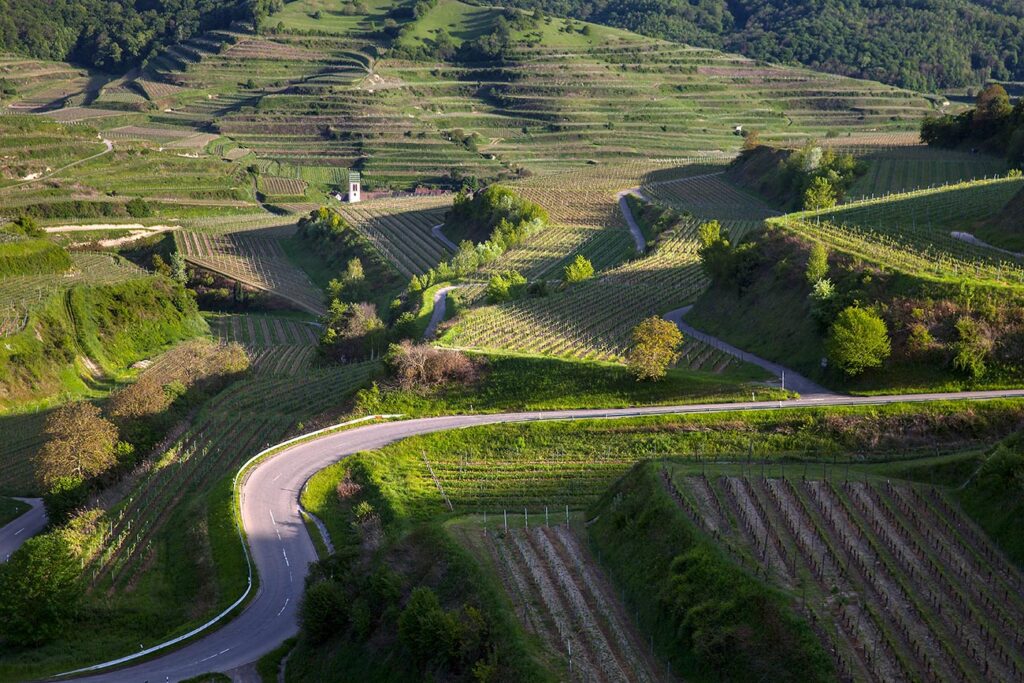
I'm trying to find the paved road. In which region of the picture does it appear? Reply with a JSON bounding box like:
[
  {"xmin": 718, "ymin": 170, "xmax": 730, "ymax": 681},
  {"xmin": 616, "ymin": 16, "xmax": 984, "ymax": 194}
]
[
  {"xmin": 60, "ymin": 388, "xmax": 1024, "ymax": 682},
  {"xmin": 616, "ymin": 190, "xmax": 648, "ymax": 253},
  {"xmin": 431, "ymin": 223, "xmax": 459, "ymax": 252},
  {"xmin": 664, "ymin": 305, "xmax": 834, "ymax": 396},
  {"xmin": 0, "ymin": 498, "xmax": 47, "ymax": 562},
  {"xmin": 423, "ymin": 286, "xmax": 457, "ymax": 339}
]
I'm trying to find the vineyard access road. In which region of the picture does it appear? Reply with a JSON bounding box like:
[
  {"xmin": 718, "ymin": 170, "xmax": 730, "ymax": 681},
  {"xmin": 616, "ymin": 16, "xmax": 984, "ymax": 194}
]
[
  {"xmin": 424, "ymin": 286, "xmax": 458, "ymax": 339},
  {"xmin": 0, "ymin": 498, "xmax": 46, "ymax": 562},
  {"xmin": 63, "ymin": 388, "xmax": 1024, "ymax": 682},
  {"xmin": 664, "ymin": 305, "xmax": 833, "ymax": 396}
]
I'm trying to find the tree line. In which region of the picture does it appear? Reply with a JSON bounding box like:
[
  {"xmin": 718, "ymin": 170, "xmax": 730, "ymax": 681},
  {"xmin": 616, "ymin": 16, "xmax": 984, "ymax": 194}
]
[
  {"xmin": 0, "ymin": 0, "xmax": 280, "ymax": 72},
  {"xmin": 490, "ymin": 0, "xmax": 1024, "ymax": 90},
  {"xmin": 921, "ymin": 84, "xmax": 1024, "ymax": 167}
]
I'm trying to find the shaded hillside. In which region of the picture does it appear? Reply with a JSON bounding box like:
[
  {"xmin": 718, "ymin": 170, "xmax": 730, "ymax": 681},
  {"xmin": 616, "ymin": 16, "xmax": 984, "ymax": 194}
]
[
  {"xmin": 498, "ymin": 0, "xmax": 1024, "ymax": 90},
  {"xmin": 974, "ymin": 186, "xmax": 1024, "ymax": 251}
]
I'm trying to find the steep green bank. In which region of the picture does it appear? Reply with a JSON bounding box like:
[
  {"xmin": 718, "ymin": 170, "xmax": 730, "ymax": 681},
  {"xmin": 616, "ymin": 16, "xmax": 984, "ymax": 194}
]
[
  {"xmin": 587, "ymin": 461, "xmax": 833, "ymax": 681},
  {"xmin": 0, "ymin": 277, "xmax": 207, "ymax": 410},
  {"xmin": 0, "ymin": 240, "xmax": 71, "ymax": 277}
]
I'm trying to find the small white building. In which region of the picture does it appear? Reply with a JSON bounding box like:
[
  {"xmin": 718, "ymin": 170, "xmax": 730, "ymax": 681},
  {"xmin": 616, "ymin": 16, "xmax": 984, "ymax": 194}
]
[{"xmin": 347, "ymin": 171, "xmax": 361, "ymax": 203}]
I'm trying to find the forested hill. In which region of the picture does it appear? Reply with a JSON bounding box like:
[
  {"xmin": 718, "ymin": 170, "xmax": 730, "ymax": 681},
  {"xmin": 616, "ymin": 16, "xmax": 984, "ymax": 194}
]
[
  {"xmin": 498, "ymin": 0, "xmax": 1024, "ymax": 91},
  {"xmin": 0, "ymin": 0, "xmax": 280, "ymax": 72}
]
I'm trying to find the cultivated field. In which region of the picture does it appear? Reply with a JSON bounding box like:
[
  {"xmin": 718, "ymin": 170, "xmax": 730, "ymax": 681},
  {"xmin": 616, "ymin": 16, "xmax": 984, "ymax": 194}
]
[
  {"xmin": 175, "ymin": 225, "xmax": 327, "ymax": 314},
  {"xmin": 480, "ymin": 523, "xmax": 662, "ymax": 682},
  {"xmin": 664, "ymin": 470, "xmax": 1024, "ymax": 682},
  {"xmin": 338, "ymin": 196, "xmax": 454, "ymax": 277},
  {"xmin": 208, "ymin": 313, "xmax": 320, "ymax": 376}
]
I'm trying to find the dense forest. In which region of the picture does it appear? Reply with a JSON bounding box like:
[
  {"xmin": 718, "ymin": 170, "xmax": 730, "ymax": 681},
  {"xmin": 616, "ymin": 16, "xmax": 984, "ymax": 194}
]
[
  {"xmin": 496, "ymin": 0, "xmax": 1024, "ymax": 90},
  {"xmin": 922, "ymin": 84, "xmax": 1024, "ymax": 164},
  {"xmin": 0, "ymin": 0, "xmax": 281, "ymax": 71}
]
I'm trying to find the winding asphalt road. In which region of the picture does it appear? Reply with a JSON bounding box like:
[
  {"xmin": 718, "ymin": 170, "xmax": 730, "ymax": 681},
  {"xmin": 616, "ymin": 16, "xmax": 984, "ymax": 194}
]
[
  {"xmin": 60, "ymin": 388, "xmax": 1024, "ymax": 682},
  {"xmin": 423, "ymin": 286, "xmax": 458, "ymax": 339},
  {"xmin": 0, "ymin": 498, "xmax": 47, "ymax": 562}
]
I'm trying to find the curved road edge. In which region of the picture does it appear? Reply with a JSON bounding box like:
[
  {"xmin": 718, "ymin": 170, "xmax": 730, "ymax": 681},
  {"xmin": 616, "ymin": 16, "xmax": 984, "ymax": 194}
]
[
  {"xmin": 62, "ymin": 390, "xmax": 1024, "ymax": 682},
  {"xmin": 0, "ymin": 498, "xmax": 47, "ymax": 562}
]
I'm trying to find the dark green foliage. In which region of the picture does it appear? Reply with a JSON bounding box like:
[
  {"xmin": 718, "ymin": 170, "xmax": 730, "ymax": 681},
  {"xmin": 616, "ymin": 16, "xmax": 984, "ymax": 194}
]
[
  {"xmin": 729, "ymin": 144, "xmax": 865, "ymax": 210},
  {"xmin": 300, "ymin": 579, "xmax": 349, "ymax": 644},
  {"xmin": 955, "ymin": 431, "xmax": 1024, "ymax": 567},
  {"xmin": 320, "ymin": 300, "xmax": 387, "ymax": 362},
  {"xmin": 42, "ymin": 475, "xmax": 88, "ymax": 526},
  {"xmin": 485, "ymin": 270, "xmax": 527, "ymax": 303},
  {"xmin": 0, "ymin": 0, "xmax": 264, "ymax": 72},
  {"xmin": 0, "ymin": 534, "xmax": 82, "ymax": 645},
  {"xmin": 0, "ymin": 239, "xmax": 71, "ymax": 277},
  {"xmin": 125, "ymin": 197, "xmax": 151, "ymax": 219},
  {"xmin": 697, "ymin": 221, "xmax": 759, "ymax": 293},
  {"xmin": 588, "ymin": 462, "xmax": 834, "ymax": 681},
  {"xmin": 498, "ymin": 0, "xmax": 1024, "ymax": 89},
  {"xmin": 445, "ymin": 185, "xmax": 548, "ymax": 246},
  {"xmin": 922, "ymin": 86, "xmax": 1024, "ymax": 167}
]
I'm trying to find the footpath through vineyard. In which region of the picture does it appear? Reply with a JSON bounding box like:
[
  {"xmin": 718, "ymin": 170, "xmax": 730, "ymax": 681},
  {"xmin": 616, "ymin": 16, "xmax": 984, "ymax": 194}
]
[
  {"xmin": 485, "ymin": 523, "xmax": 662, "ymax": 682},
  {"xmin": 663, "ymin": 471, "xmax": 1024, "ymax": 683}
]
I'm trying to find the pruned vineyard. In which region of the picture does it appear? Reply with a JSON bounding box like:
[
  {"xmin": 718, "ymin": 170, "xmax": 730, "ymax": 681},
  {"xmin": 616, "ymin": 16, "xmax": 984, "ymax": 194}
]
[
  {"xmin": 641, "ymin": 172, "xmax": 781, "ymax": 221},
  {"xmin": 175, "ymin": 226, "xmax": 326, "ymax": 314},
  {"xmin": 664, "ymin": 471, "xmax": 1024, "ymax": 682},
  {"xmin": 484, "ymin": 523, "xmax": 661, "ymax": 682},
  {"xmin": 775, "ymin": 176, "xmax": 1024, "ymax": 287},
  {"xmin": 443, "ymin": 215, "xmax": 758, "ymax": 363},
  {"xmin": 208, "ymin": 313, "xmax": 320, "ymax": 376},
  {"xmin": 338, "ymin": 196, "xmax": 453, "ymax": 277},
  {"xmin": 84, "ymin": 361, "xmax": 378, "ymax": 594}
]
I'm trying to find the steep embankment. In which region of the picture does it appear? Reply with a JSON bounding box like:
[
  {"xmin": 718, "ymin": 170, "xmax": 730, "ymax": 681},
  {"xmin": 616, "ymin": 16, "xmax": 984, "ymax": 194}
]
[
  {"xmin": 974, "ymin": 186, "xmax": 1024, "ymax": 252},
  {"xmin": 0, "ymin": 239, "xmax": 71, "ymax": 277},
  {"xmin": 587, "ymin": 461, "xmax": 833, "ymax": 682},
  {"xmin": 0, "ymin": 277, "xmax": 207, "ymax": 409}
]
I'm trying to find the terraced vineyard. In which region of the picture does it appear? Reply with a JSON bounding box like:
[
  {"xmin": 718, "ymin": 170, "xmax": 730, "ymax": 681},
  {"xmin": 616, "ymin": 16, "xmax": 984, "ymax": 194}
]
[
  {"xmin": 442, "ymin": 215, "xmax": 757, "ymax": 362},
  {"xmin": 482, "ymin": 523, "xmax": 661, "ymax": 682},
  {"xmin": 776, "ymin": 176, "xmax": 1024, "ymax": 287},
  {"xmin": 175, "ymin": 225, "xmax": 326, "ymax": 314},
  {"xmin": 338, "ymin": 196, "xmax": 454, "ymax": 276},
  {"xmin": 208, "ymin": 313, "xmax": 320, "ymax": 376},
  {"xmin": 664, "ymin": 471, "xmax": 1024, "ymax": 682}
]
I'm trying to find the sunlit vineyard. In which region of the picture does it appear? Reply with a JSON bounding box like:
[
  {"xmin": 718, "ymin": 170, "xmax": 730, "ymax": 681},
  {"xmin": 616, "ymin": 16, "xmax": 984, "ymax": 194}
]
[
  {"xmin": 442, "ymin": 216, "xmax": 758, "ymax": 362},
  {"xmin": 338, "ymin": 196, "xmax": 453, "ymax": 277},
  {"xmin": 208, "ymin": 313, "xmax": 320, "ymax": 376},
  {"xmin": 175, "ymin": 226, "xmax": 326, "ymax": 314},
  {"xmin": 664, "ymin": 468, "xmax": 1024, "ymax": 682},
  {"xmin": 775, "ymin": 176, "xmax": 1024, "ymax": 287}
]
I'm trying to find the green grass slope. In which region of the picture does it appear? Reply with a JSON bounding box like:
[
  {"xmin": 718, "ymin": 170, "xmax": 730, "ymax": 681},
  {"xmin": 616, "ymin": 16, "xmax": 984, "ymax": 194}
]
[{"xmin": 0, "ymin": 240, "xmax": 72, "ymax": 277}]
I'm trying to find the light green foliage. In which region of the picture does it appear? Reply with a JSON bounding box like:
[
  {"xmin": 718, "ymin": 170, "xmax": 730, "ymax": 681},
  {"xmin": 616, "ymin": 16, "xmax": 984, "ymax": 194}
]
[
  {"xmin": 952, "ymin": 316, "xmax": 990, "ymax": 379},
  {"xmin": 562, "ymin": 254, "xmax": 594, "ymax": 283},
  {"xmin": 805, "ymin": 242, "xmax": 829, "ymax": 284},
  {"xmin": 827, "ymin": 306, "xmax": 891, "ymax": 376},
  {"xmin": 0, "ymin": 240, "xmax": 71, "ymax": 277},
  {"xmin": 486, "ymin": 270, "xmax": 527, "ymax": 303},
  {"xmin": 803, "ymin": 176, "xmax": 837, "ymax": 210},
  {"xmin": 626, "ymin": 316, "xmax": 683, "ymax": 381}
]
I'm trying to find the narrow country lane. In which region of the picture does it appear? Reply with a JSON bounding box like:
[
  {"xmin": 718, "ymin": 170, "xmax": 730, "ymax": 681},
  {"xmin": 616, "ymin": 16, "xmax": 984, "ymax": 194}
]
[{"xmin": 0, "ymin": 498, "xmax": 47, "ymax": 562}]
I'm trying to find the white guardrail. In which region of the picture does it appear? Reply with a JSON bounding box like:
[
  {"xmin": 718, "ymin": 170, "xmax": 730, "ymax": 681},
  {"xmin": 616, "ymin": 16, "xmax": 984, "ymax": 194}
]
[{"xmin": 57, "ymin": 414, "xmax": 404, "ymax": 678}]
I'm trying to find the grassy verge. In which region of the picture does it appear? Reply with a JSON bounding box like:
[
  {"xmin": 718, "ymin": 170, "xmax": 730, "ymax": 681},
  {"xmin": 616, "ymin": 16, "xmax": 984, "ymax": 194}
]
[
  {"xmin": 0, "ymin": 498, "xmax": 30, "ymax": 527},
  {"xmin": 257, "ymin": 637, "xmax": 295, "ymax": 683},
  {"xmin": 369, "ymin": 351, "xmax": 789, "ymax": 417}
]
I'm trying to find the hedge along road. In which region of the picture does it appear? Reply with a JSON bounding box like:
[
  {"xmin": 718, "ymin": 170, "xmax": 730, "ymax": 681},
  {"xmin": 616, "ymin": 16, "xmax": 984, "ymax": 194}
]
[{"xmin": 63, "ymin": 389, "xmax": 1024, "ymax": 682}]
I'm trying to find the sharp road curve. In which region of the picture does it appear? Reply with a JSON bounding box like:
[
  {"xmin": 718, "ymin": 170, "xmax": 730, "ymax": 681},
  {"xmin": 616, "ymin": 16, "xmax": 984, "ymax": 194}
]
[{"xmin": 66, "ymin": 390, "xmax": 1024, "ymax": 682}]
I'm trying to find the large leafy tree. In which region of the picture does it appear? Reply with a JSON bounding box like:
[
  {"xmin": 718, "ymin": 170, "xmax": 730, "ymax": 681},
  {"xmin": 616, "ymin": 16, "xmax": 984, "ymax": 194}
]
[
  {"xmin": 826, "ymin": 306, "xmax": 891, "ymax": 376},
  {"xmin": 34, "ymin": 401, "xmax": 118, "ymax": 487},
  {"xmin": 627, "ymin": 316, "xmax": 683, "ymax": 381}
]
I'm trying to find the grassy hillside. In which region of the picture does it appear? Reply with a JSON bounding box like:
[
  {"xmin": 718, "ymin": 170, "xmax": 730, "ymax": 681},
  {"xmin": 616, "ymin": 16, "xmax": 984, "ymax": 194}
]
[
  {"xmin": 685, "ymin": 174, "xmax": 1024, "ymax": 393},
  {"xmin": 0, "ymin": 239, "xmax": 71, "ymax": 276},
  {"xmin": 0, "ymin": 276, "xmax": 207, "ymax": 410}
]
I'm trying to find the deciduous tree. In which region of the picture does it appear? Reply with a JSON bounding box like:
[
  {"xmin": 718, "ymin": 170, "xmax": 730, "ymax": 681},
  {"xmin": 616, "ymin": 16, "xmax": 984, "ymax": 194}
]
[
  {"xmin": 35, "ymin": 402, "xmax": 118, "ymax": 487},
  {"xmin": 826, "ymin": 306, "xmax": 891, "ymax": 376},
  {"xmin": 627, "ymin": 316, "xmax": 683, "ymax": 381},
  {"xmin": 563, "ymin": 254, "xmax": 594, "ymax": 283},
  {"xmin": 0, "ymin": 534, "xmax": 82, "ymax": 645}
]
